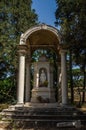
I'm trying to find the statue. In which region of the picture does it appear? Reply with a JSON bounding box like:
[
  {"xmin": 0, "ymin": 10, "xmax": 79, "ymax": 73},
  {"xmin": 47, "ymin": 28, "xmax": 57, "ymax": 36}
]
[{"xmin": 40, "ymin": 70, "xmax": 46, "ymax": 84}]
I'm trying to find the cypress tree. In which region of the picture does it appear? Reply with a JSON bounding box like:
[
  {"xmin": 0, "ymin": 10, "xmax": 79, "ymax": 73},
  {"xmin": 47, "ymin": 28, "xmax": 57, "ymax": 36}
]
[{"xmin": 0, "ymin": 0, "xmax": 38, "ymax": 102}]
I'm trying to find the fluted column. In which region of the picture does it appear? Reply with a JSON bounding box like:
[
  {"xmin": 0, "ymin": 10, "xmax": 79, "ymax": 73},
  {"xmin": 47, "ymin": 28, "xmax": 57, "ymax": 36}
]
[
  {"xmin": 17, "ymin": 45, "xmax": 27, "ymax": 104},
  {"xmin": 61, "ymin": 50, "xmax": 68, "ymax": 105}
]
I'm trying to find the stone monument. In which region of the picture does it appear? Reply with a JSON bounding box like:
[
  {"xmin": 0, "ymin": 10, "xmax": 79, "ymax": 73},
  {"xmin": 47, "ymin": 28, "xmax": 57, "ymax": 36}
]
[
  {"xmin": 31, "ymin": 55, "xmax": 56, "ymax": 103},
  {"xmin": 17, "ymin": 24, "xmax": 68, "ymax": 105}
]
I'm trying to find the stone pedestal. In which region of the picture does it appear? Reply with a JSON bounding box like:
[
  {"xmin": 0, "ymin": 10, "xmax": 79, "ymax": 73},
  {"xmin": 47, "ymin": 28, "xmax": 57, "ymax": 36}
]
[
  {"xmin": 31, "ymin": 87, "xmax": 55, "ymax": 103},
  {"xmin": 31, "ymin": 55, "xmax": 56, "ymax": 103}
]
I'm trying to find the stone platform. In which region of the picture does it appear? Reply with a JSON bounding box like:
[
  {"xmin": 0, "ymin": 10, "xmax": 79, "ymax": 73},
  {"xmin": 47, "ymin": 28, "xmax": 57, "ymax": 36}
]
[
  {"xmin": 25, "ymin": 102, "xmax": 58, "ymax": 108},
  {"xmin": 0, "ymin": 103, "xmax": 86, "ymax": 129}
]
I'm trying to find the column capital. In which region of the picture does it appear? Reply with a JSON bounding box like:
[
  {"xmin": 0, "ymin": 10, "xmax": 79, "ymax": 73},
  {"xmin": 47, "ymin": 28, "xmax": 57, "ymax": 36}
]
[
  {"xmin": 17, "ymin": 44, "xmax": 28, "ymax": 56},
  {"xmin": 60, "ymin": 49, "xmax": 67, "ymax": 54}
]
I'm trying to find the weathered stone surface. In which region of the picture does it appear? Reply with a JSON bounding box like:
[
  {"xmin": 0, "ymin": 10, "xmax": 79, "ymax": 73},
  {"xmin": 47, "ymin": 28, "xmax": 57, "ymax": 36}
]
[{"xmin": 0, "ymin": 105, "xmax": 86, "ymax": 129}]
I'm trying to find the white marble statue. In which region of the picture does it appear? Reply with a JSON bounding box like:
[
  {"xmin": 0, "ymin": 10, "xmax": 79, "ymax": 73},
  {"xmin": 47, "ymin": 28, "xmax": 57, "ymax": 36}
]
[{"xmin": 40, "ymin": 70, "xmax": 46, "ymax": 84}]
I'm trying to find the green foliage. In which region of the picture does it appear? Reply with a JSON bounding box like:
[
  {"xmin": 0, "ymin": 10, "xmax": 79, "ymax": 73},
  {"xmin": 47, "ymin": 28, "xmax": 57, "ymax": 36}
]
[
  {"xmin": 55, "ymin": 0, "xmax": 86, "ymax": 102},
  {"xmin": 0, "ymin": 0, "xmax": 38, "ymax": 103},
  {"xmin": 0, "ymin": 103, "xmax": 9, "ymax": 112},
  {"xmin": 0, "ymin": 78, "xmax": 16, "ymax": 103},
  {"xmin": 55, "ymin": 0, "xmax": 86, "ymax": 51},
  {"xmin": 72, "ymin": 69, "xmax": 83, "ymax": 87}
]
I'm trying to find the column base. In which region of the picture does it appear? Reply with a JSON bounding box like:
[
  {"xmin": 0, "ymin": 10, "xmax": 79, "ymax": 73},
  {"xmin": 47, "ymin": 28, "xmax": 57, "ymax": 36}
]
[
  {"xmin": 60, "ymin": 103, "xmax": 75, "ymax": 109},
  {"xmin": 16, "ymin": 103, "xmax": 24, "ymax": 107}
]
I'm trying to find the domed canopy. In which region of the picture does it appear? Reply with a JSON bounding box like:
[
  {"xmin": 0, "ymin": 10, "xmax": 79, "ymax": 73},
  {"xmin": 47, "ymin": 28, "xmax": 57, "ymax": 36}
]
[{"xmin": 20, "ymin": 24, "xmax": 62, "ymax": 55}]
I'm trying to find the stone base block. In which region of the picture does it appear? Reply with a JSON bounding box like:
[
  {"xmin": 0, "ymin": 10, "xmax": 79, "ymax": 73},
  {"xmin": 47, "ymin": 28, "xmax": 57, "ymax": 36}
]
[{"xmin": 31, "ymin": 87, "xmax": 56, "ymax": 103}]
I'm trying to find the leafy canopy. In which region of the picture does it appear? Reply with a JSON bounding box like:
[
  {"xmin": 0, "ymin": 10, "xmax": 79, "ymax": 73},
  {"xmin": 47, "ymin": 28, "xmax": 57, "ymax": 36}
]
[{"xmin": 0, "ymin": 0, "xmax": 38, "ymax": 102}]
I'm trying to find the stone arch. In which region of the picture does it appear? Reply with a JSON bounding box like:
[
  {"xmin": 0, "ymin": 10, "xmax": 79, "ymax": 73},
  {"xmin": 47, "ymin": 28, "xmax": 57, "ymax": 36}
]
[
  {"xmin": 19, "ymin": 24, "xmax": 62, "ymax": 56},
  {"xmin": 21, "ymin": 24, "xmax": 61, "ymax": 43}
]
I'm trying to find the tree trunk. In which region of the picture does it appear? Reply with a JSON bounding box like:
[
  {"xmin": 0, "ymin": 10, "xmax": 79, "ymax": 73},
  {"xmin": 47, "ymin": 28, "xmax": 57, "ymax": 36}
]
[{"xmin": 82, "ymin": 64, "xmax": 86, "ymax": 103}]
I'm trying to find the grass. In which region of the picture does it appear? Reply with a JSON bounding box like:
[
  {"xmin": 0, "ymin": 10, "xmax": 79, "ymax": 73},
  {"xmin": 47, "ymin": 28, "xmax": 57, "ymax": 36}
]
[
  {"xmin": 0, "ymin": 103, "xmax": 9, "ymax": 112},
  {"xmin": 79, "ymin": 103, "xmax": 86, "ymax": 112}
]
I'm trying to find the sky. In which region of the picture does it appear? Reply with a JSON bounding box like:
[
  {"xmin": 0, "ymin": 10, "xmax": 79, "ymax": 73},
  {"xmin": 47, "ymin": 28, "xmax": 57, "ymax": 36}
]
[{"xmin": 32, "ymin": 0, "xmax": 57, "ymax": 27}]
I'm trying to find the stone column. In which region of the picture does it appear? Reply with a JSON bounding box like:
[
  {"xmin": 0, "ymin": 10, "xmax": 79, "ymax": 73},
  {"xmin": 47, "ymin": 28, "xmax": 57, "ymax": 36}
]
[
  {"xmin": 17, "ymin": 45, "xmax": 27, "ymax": 104},
  {"xmin": 61, "ymin": 50, "xmax": 68, "ymax": 105},
  {"xmin": 57, "ymin": 61, "xmax": 61, "ymax": 86},
  {"xmin": 36, "ymin": 72, "xmax": 39, "ymax": 88},
  {"xmin": 57, "ymin": 61, "xmax": 62, "ymax": 103},
  {"xmin": 50, "ymin": 64, "xmax": 53, "ymax": 88},
  {"xmin": 25, "ymin": 59, "xmax": 31, "ymax": 102},
  {"xmin": 33, "ymin": 64, "xmax": 39, "ymax": 88}
]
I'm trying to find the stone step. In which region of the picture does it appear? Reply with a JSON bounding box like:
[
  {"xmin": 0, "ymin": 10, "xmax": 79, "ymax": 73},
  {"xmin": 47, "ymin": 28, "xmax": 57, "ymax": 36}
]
[
  {"xmin": 1, "ymin": 105, "xmax": 86, "ymax": 128},
  {"xmin": 2, "ymin": 112, "xmax": 80, "ymax": 116},
  {"xmin": 2, "ymin": 108, "xmax": 82, "ymax": 116},
  {"xmin": 1, "ymin": 106, "xmax": 84, "ymax": 112},
  {"xmin": 2, "ymin": 118, "xmax": 84, "ymax": 126},
  {"xmin": 2, "ymin": 117, "xmax": 86, "ymax": 128},
  {"xmin": 1, "ymin": 120, "xmax": 85, "ymax": 129},
  {"xmin": 2, "ymin": 113, "xmax": 86, "ymax": 118},
  {"xmin": 2, "ymin": 113, "xmax": 86, "ymax": 125},
  {"xmin": 9, "ymin": 105, "xmax": 77, "ymax": 111}
]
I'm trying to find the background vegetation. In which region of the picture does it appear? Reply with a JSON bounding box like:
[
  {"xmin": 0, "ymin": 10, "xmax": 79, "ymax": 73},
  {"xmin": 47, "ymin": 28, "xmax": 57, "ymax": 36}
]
[
  {"xmin": 0, "ymin": 0, "xmax": 86, "ymax": 105},
  {"xmin": 55, "ymin": 0, "xmax": 86, "ymax": 104},
  {"xmin": 0, "ymin": 0, "xmax": 38, "ymax": 103}
]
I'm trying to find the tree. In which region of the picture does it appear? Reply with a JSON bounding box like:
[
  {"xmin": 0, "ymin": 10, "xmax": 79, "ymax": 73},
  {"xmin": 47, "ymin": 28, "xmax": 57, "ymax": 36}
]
[
  {"xmin": 55, "ymin": 0, "xmax": 86, "ymax": 103},
  {"xmin": 0, "ymin": 0, "xmax": 38, "ymax": 102}
]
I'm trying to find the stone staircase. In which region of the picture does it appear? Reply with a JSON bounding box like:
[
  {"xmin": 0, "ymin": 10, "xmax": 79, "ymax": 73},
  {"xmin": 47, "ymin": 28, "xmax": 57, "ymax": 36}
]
[{"xmin": 0, "ymin": 104, "xmax": 86, "ymax": 129}]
